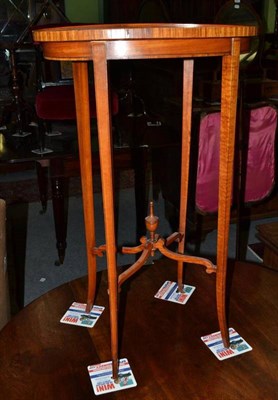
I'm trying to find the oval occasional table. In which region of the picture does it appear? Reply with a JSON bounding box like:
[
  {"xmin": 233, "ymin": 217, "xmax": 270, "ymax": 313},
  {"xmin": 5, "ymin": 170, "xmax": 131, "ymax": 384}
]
[
  {"xmin": 32, "ymin": 23, "xmax": 257, "ymax": 380},
  {"xmin": 0, "ymin": 259, "xmax": 277, "ymax": 399}
]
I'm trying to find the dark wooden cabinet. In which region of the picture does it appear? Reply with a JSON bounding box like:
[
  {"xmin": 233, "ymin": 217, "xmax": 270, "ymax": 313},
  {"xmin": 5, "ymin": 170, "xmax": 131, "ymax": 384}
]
[
  {"xmin": 106, "ymin": 0, "xmax": 220, "ymax": 23},
  {"xmin": 105, "ymin": 0, "xmax": 264, "ymax": 24}
]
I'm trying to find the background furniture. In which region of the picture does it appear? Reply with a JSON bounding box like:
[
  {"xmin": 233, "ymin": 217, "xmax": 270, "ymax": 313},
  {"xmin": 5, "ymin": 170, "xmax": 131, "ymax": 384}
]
[
  {"xmin": 195, "ymin": 105, "xmax": 277, "ymax": 213},
  {"xmin": 0, "ymin": 0, "xmax": 68, "ymax": 137},
  {"xmin": 31, "ymin": 42, "xmax": 120, "ymax": 154},
  {"xmin": 106, "ymin": 0, "xmax": 264, "ymax": 24},
  {"xmin": 0, "ymin": 258, "xmax": 277, "ymax": 399},
  {"xmin": 1, "ymin": 0, "xmax": 276, "ymax": 243},
  {"xmin": 188, "ymin": 102, "xmax": 277, "ymax": 258},
  {"xmin": 130, "ymin": 0, "xmax": 278, "ymax": 245},
  {"xmin": 1, "ymin": 124, "xmax": 154, "ymax": 310}
]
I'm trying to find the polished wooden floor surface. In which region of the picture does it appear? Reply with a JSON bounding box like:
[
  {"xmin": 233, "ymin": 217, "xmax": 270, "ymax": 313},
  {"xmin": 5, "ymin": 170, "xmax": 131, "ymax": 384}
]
[{"xmin": 0, "ymin": 258, "xmax": 277, "ymax": 399}]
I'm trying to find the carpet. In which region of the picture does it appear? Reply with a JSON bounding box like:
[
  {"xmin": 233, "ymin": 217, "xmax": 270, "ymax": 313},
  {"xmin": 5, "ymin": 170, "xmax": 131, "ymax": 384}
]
[
  {"xmin": 3, "ymin": 169, "xmax": 278, "ymax": 309},
  {"xmin": 23, "ymin": 191, "xmax": 278, "ymax": 306}
]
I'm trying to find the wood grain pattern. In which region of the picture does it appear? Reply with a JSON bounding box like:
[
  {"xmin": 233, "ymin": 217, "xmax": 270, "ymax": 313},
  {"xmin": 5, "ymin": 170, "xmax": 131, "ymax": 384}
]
[
  {"xmin": 0, "ymin": 259, "xmax": 277, "ymax": 399},
  {"xmin": 216, "ymin": 38, "xmax": 241, "ymax": 347},
  {"xmin": 177, "ymin": 59, "xmax": 194, "ymax": 290},
  {"xmin": 91, "ymin": 42, "xmax": 119, "ymax": 379},
  {"xmin": 40, "ymin": 38, "xmax": 253, "ymax": 61},
  {"xmin": 72, "ymin": 62, "xmax": 97, "ymax": 312},
  {"xmin": 33, "ymin": 23, "xmax": 257, "ymax": 42}
]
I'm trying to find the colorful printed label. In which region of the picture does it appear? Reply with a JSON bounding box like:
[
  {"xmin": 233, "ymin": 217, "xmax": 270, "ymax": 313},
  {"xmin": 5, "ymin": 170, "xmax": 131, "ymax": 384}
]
[
  {"xmin": 88, "ymin": 358, "xmax": 137, "ymax": 395},
  {"xmin": 201, "ymin": 327, "xmax": 252, "ymax": 360},
  {"xmin": 60, "ymin": 302, "xmax": 104, "ymax": 328},
  {"xmin": 155, "ymin": 280, "xmax": 195, "ymax": 304}
]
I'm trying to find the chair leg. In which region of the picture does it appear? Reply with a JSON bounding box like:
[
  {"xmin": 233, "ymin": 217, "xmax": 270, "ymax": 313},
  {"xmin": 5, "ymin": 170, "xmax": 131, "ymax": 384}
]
[
  {"xmin": 45, "ymin": 120, "xmax": 62, "ymax": 137},
  {"xmin": 36, "ymin": 160, "xmax": 49, "ymax": 214},
  {"xmin": 32, "ymin": 119, "xmax": 53, "ymax": 155},
  {"xmin": 236, "ymin": 206, "xmax": 251, "ymax": 261},
  {"xmin": 51, "ymin": 174, "xmax": 68, "ymax": 266}
]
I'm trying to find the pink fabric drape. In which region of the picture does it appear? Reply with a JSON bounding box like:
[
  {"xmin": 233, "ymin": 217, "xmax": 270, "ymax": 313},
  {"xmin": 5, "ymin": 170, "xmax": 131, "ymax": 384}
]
[{"xmin": 196, "ymin": 106, "xmax": 277, "ymax": 213}]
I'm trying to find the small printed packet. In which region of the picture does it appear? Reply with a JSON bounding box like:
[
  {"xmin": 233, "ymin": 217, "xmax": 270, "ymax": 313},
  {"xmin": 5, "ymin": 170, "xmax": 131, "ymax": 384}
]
[
  {"xmin": 154, "ymin": 280, "xmax": 195, "ymax": 304},
  {"xmin": 88, "ymin": 358, "xmax": 137, "ymax": 395},
  {"xmin": 60, "ymin": 302, "xmax": 104, "ymax": 328},
  {"xmin": 201, "ymin": 327, "xmax": 252, "ymax": 360}
]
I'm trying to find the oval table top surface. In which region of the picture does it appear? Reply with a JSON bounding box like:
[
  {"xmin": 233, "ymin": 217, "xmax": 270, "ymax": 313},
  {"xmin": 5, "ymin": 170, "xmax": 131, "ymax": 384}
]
[
  {"xmin": 33, "ymin": 23, "xmax": 257, "ymax": 42},
  {"xmin": 0, "ymin": 258, "xmax": 277, "ymax": 399}
]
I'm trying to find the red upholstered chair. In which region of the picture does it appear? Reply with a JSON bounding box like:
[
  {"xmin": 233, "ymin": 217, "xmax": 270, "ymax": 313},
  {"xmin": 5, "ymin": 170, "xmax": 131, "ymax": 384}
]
[
  {"xmin": 31, "ymin": 50, "xmax": 119, "ymax": 154},
  {"xmin": 196, "ymin": 104, "xmax": 277, "ymax": 213},
  {"xmin": 29, "ymin": 51, "xmax": 120, "ymax": 264},
  {"xmin": 195, "ymin": 102, "xmax": 277, "ymax": 258},
  {"xmin": 36, "ymin": 83, "xmax": 119, "ymax": 122}
]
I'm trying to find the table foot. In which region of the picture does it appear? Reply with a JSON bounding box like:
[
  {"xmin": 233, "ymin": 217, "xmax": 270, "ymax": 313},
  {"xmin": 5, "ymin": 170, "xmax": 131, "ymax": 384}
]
[
  {"xmin": 86, "ymin": 301, "xmax": 93, "ymax": 313},
  {"xmin": 88, "ymin": 358, "xmax": 137, "ymax": 395}
]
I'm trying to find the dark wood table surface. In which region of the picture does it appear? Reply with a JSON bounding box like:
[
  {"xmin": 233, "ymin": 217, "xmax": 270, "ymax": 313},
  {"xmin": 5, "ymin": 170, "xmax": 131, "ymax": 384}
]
[{"xmin": 0, "ymin": 257, "xmax": 277, "ymax": 399}]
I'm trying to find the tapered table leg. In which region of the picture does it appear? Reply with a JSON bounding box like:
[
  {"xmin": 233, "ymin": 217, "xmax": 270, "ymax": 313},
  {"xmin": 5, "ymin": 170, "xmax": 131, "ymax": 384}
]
[
  {"xmin": 92, "ymin": 43, "xmax": 119, "ymax": 380},
  {"xmin": 177, "ymin": 60, "xmax": 194, "ymax": 290},
  {"xmin": 72, "ymin": 62, "xmax": 97, "ymax": 312},
  {"xmin": 217, "ymin": 39, "xmax": 241, "ymax": 348}
]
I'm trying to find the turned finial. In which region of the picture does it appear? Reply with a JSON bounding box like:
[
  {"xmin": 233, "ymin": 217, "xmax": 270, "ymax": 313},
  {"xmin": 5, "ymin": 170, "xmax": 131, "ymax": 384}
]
[{"xmin": 145, "ymin": 201, "xmax": 159, "ymax": 240}]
